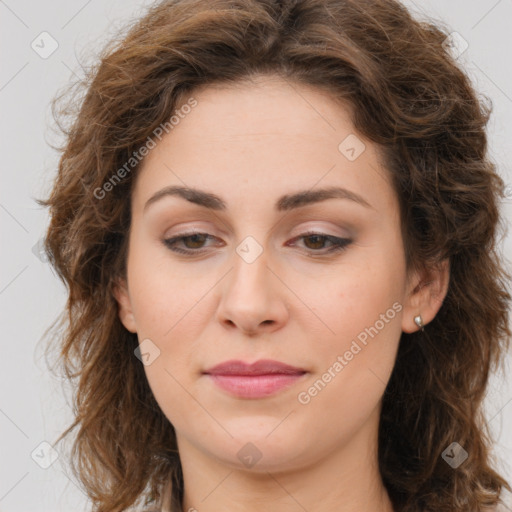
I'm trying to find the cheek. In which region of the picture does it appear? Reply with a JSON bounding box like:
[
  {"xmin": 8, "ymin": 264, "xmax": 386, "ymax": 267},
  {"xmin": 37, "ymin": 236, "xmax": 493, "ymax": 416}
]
[
  {"xmin": 293, "ymin": 279, "xmax": 403, "ymax": 447},
  {"xmin": 127, "ymin": 235, "xmax": 206, "ymax": 340},
  {"xmin": 125, "ymin": 237, "xmax": 211, "ymax": 417},
  {"xmin": 316, "ymin": 258, "xmax": 404, "ymax": 345},
  {"xmin": 302, "ymin": 243, "xmax": 405, "ymax": 398}
]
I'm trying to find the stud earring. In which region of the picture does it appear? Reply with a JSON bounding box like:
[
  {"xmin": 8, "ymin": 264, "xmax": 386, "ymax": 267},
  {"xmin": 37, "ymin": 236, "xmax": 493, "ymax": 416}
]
[{"xmin": 414, "ymin": 314, "xmax": 425, "ymax": 332}]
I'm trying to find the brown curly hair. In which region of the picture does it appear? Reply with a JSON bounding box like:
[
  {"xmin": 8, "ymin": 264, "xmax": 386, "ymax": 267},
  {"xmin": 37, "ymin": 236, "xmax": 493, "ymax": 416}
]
[{"xmin": 37, "ymin": 0, "xmax": 512, "ymax": 511}]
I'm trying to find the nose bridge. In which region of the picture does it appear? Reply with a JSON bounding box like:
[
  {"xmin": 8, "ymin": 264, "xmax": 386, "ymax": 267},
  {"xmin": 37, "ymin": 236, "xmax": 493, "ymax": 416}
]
[
  {"xmin": 228, "ymin": 236, "xmax": 273, "ymax": 304},
  {"xmin": 216, "ymin": 235, "xmax": 288, "ymax": 333}
]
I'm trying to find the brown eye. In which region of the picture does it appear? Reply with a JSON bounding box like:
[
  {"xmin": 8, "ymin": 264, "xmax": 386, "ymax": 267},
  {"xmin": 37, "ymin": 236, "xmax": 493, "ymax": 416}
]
[
  {"xmin": 163, "ymin": 232, "xmax": 218, "ymax": 254},
  {"xmin": 289, "ymin": 232, "xmax": 352, "ymax": 255},
  {"xmin": 163, "ymin": 231, "xmax": 352, "ymax": 256},
  {"xmin": 181, "ymin": 233, "xmax": 209, "ymax": 249},
  {"xmin": 302, "ymin": 234, "xmax": 328, "ymax": 250}
]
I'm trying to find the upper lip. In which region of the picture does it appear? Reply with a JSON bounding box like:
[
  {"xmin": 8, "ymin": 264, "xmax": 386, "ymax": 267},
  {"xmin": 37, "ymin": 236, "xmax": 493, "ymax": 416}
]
[{"xmin": 203, "ymin": 359, "xmax": 306, "ymax": 376}]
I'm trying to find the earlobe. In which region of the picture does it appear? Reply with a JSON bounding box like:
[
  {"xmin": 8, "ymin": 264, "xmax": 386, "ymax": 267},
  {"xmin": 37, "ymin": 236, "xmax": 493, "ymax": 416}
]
[
  {"xmin": 401, "ymin": 258, "xmax": 450, "ymax": 334},
  {"xmin": 112, "ymin": 277, "xmax": 138, "ymax": 333}
]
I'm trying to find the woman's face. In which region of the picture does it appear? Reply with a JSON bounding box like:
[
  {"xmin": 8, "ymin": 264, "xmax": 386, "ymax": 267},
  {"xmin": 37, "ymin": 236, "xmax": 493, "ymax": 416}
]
[{"xmin": 114, "ymin": 75, "xmax": 444, "ymax": 474}]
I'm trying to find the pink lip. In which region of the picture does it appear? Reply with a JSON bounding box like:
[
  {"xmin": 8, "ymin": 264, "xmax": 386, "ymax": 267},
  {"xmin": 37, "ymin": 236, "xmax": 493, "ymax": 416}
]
[{"xmin": 203, "ymin": 359, "xmax": 307, "ymax": 399}]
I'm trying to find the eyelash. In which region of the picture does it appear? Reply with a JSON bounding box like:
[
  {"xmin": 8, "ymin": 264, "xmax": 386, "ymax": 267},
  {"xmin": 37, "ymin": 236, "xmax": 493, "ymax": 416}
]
[{"xmin": 162, "ymin": 230, "xmax": 352, "ymax": 256}]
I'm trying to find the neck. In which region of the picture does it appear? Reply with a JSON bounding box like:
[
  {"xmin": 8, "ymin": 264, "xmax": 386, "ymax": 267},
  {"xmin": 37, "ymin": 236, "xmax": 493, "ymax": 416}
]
[{"xmin": 176, "ymin": 409, "xmax": 394, "ymax": 512}]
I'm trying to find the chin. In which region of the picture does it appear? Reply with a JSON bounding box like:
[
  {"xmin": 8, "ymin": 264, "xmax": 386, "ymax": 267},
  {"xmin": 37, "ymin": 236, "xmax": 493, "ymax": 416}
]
[{"xmin": 205, "ymin": 418, "xmax": 310, "ymax": 470}]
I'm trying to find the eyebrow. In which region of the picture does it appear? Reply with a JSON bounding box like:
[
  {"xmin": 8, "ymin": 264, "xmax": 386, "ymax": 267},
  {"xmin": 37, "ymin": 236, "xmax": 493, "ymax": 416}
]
[{"xmin": 143, "ymin": 185, "xmax": 373, "ymax": 213}]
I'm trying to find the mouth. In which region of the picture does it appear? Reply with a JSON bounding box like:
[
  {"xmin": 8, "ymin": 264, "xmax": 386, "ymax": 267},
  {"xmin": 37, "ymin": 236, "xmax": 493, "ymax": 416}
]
[{"xmin": 202, "ymin": 359, "xmax": 308, "ymax": 399}]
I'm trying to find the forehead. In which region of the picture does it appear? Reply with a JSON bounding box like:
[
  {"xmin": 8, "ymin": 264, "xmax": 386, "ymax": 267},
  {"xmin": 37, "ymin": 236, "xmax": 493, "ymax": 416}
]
[
  {"xmin": 132, "ymin": 76, "xmax": 395, "ymax": 216},
  {"xmin": 167, "ymin": 76, "xmax": 355, "ymax": 149}
]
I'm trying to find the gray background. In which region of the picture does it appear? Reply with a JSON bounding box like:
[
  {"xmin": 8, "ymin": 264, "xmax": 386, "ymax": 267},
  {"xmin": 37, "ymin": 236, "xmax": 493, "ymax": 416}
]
[{"xmin": 1, "ymin": 1, "xmax": 511, "ymax": 511}]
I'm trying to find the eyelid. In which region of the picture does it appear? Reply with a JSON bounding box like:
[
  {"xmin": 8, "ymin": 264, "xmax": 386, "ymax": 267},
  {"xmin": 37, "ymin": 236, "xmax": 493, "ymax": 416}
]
[
  {"xmin": 164, "ymin": 226, "xmax": 349, "ymax": 245},
  {"xmin": 288, "ymin": 221, "xmax": 353, "ymax": 239}
]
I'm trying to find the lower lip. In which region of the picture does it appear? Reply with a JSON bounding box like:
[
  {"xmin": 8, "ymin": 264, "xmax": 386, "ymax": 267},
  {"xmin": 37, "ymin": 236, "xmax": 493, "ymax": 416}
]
[{"xmin": 206, "ymin": 373, "xmax": 305, "ymax": 398}]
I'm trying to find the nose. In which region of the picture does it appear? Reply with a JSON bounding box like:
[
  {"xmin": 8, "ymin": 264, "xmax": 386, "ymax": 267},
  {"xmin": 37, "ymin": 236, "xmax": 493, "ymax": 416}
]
[{"xmin": 215, "ymin": 246, "xmax": 289, "ymax": 337}]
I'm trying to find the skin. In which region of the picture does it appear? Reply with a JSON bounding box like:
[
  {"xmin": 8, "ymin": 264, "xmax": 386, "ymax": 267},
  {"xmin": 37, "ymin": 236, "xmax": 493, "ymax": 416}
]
[{"xmin": 114, "ymin": 74, "xmax": 449, "ymax": 512}]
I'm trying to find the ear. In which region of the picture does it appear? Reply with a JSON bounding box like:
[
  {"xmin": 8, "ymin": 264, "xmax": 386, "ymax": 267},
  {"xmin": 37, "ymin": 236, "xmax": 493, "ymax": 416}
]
[
  {"xmin": 401, "ymin": 258, "xmax": 450, "ymax": 334},
  {"xmin": 112, "ymin": 277, "xmax": 138, "ymax": 333}
]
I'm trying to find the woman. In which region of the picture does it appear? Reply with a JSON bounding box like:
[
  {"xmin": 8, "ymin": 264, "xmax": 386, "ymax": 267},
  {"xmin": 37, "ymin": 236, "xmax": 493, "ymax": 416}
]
[{"xmin": 38, "ymin": 0, "xmax": 512, "ymax": 510}]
